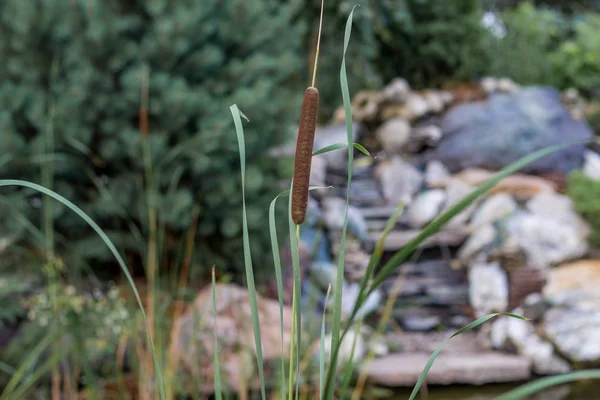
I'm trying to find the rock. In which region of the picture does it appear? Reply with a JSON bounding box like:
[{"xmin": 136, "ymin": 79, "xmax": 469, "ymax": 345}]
[
  {"xmin": 309, "ymin": 262, "xmax": 337, "ymax": 291},
  {"xmin": 379, "ymin": 104, "xmax": 411, "ymax": 121},
  {"xmin": 408, "ymin": 125, "xmax": 443, "ymax": 151},
  {"xmin": 381, "ymin": 78, "xmax": 411, "ymax": 103},
  {"xmin": 490, "ymin": 316, "xmax": 510, "ymax": 350},
  {"xmin": 425, "ymin": 87, "xmax": 593, "ymax": 174},
  {"xmin": 424, "ymin": 91, "xmax": 445, "ymax": 114},
  {"xmin": 481, "ymin": 77, "xmax": 498, "ymax": 94},
  {"xmin": 521, "ymin": 334, "xmax": 572, "ymax": 375},
  {"xmin": 321, "ymin": 196, "xmax": 369, "ymax": 244},
  {"xmin": 441, "ymin": 91, "xmax": 455, "ymax": 105},
  {"xmin": 309, "ymin": 155, "xmax": 327, "ymax": 192},
  {"xmin": 469, "ymin": 193, "xmax": 517, "ymax": 228},
  {"xmin": 325, "ymin": 282, "xmax": 382, "ymax": 320},
  {"xmin": 506, "ymin": 211, "xmax": 588, "ymax": 268},
  {"xmin": 544, "ymin": 306, "xmax": 600, "ymax": 365},
  {"xmin": 344, "ymin": 250, "xmax": 371, "ymax": 283},
  {"xmin": 457, "ymin": 224, "xmax": 497, "ymax": 265},
  {"xmin": 522, "ymin": 293, "xmax": 546, "ymax": 321},
  {"xmin": 375, "ymin": 156, "xmax": 423, "ymax": 205},
  {"xmin": 507, "ymin": 267, "xmax": 547, "ymax": 311},
  {"xmin": 583, "ymin": 150, "xmax": 600, "ymax": 181},
  {"xmin": 170, "ymin": 283, "xmax": 296, "ymax": 394},
  {"xmin": 544, "ymin": 259, "xmax": 600, "ymax": 305},
  {"xmin": 372, "ymin": 225, "xmax": 470, "ymax": 251},
  {"xmin": 441, "ymin": 177, "xmax": 477, "ymax": 226},
  {"xmin": 313, "ymin": 122, "xmax": 364, "ymax": 170},
  {"xmin": 425, "ymin": 160, "xmax": 451, "ymax": 187},
  {"xmin": 323, "ymin": 327, "xmax": 366, "ymax": 366},
  {"xmin": 352, "ymin": 90, "xmax": 381, "ymax": 121},
  {"xmin": 469, "ymin": 261, "xmax": 509, "ymax": 317},
  {"xmin": 451, "ymin": 168, "xmax": 557, "ymax": 199},
  {"xmin": 405, "ymin": 189, "xmax": 447, "ymax": 228},
  {"xmin": 526, "ymin": 191, "xmax": 588, "ymax": 230},
  {"xmin": 363, "ymin": 352, "xmax": 531, "ymax": 386},
  {"xmin": 401, "ymin": 315, "xmax": 441, "ymax": 332},
  {"xmin": 376, "ymin": 118, "xmax": 411, "ymax": 154},
  {"xmin": 405, "ymin": 93, "xmax": 430, "ymax": 120},
  {"xmin": 497, "ymin": 77, "xmax": 520, "ymax": 93},
  {"xmin": 491, "ymin": 312, "xmax": 571, "ymax": 375}
]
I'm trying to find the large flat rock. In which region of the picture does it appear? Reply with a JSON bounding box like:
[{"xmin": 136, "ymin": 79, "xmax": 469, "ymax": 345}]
[{"xmin": 362, "ymin": 352, "xmax": 531, "ymax": 387}]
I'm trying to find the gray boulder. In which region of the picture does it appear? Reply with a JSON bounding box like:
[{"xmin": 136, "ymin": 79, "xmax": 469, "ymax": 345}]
[{"xmin": 426, "ymin": 87, "xmax": 592, "ymax": 174}]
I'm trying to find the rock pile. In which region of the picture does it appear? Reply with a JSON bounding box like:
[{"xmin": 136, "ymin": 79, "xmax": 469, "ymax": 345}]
[{"xmin": 176, "ymin": 76, "xmax": 600, "ymax": 391}]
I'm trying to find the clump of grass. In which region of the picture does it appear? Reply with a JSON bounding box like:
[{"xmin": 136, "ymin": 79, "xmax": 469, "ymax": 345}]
[
  {"xmin": 228, "ymin": 4, "xmax": 598, "ymax": 400},
  {"xmin": 1, "ymin": 3, "xmax": 599, "ymax": 400}
]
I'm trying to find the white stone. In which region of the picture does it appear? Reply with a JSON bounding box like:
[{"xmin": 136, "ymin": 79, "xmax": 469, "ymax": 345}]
[
  {"xmin": 469, "ymin": 261, "xmax": 509, "ymax": 317},
  {"xmin": 425, "ymin": 160, "xmax": 451, "ymax": 187},
  {"xmin": 376, "ymin": 118, "xmax": 411, "ymax": 154},
  {"xmin": 381, "ymin": 78, "xmax": 411, "ymax": 103},
  {"xmin": 506, "ymin": 211, "xmax": 588, "ymax": 268},
  {"xmin": 544, "ymin": 306, "xmax": 600, "ymax": 365},
  {"xmin": 583, "ymin": 150, "xmax": 600, "ymax": 181},
  {"xmin": 309, "ymin": 155, "xmax": 327, "ymax": 188},
  {"xmin": 323, "ymin": 327, "xmax": 366, "ymax": 366},
  {"xmin": 405, "ymin": 189, "xmax": 447, "ymax": 228},
  {"xmin": 405, "ymin": 93, "xmax": 429, "ymax": 120},
  {"xmin": 376, "ymin": 156, "xmax": 424, "ymax": 205},
  {"xmin": 424, "ymin": 91, "xmax": 445, "ymax": 113},
  {"xmin": 481, "ymin": 77, "xmax": 498, "ymax": 94},
  {"xmin": 469, "ymin": 193, "xmax": 518, "ymax": 228},
  {"xmin": 498, "ymin": 77, "xmax": 520, "ymax": 93}
]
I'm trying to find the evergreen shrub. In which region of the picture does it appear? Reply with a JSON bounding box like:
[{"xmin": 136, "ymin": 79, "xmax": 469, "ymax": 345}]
[{"xmin": 0, "ymin": 0, "xmax": 307, "ymax": 281}]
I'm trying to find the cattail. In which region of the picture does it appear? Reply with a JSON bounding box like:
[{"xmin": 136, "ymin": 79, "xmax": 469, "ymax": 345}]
[{"xmin": 291, "ymin": 86, "xmax": 319, "ymax": 224}]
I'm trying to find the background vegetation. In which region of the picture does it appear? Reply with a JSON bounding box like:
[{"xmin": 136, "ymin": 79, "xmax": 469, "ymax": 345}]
[{"xmin": 2, "ymin": 0, "xmax": 600, "ymax": 395}]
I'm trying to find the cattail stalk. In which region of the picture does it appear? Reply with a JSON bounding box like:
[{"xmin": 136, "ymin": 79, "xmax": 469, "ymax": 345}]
[
  {"xmin": 291, "ymin": 87, "xmax": 319, "ymax": 224},
  {"xmin": 291, "ymin": 0, "xmax": 324, "ymax": 225}
]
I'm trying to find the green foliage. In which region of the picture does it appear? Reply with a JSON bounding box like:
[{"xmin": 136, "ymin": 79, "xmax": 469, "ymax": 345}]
[
  {"xmin": 482, "ymin": 2, "xmax": 569, "ymax": 86},
  {"xmin": 1, "ymin": 283, "xmax": 130, "ymax": 388},
  {"xmin": 373, "ymin": 0, "xmax": 490, "ymax": 88},
  {"xmin": 551, "ymin": 13, "xmax": 600, "ymax": 95},
  {"xmin": 0, "ymin": 0, "xmax": 307, "ymax": 282},
  {"xmin": 567, "ymin": 170, "xmax": 600, "ymax": 248}
]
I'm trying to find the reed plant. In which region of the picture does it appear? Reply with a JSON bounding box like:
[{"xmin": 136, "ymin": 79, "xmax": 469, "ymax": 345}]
[{"xmin": 1, "ymin": 2, "xmax": 599, "ymax": 400}]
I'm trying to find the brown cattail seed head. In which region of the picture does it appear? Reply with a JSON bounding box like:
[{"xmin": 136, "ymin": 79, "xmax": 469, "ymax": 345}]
[{"xmin": 291, "ymin": 86, "xmax": 319, "ymax": 224}]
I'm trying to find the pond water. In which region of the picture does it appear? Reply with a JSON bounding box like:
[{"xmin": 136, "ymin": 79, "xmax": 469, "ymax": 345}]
[{"xmin": 387, "ymin": 380, "xmax": 600, "ymax": 400}]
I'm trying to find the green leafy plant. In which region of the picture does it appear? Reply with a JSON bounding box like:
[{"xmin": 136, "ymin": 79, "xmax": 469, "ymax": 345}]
[
  {"xmin": 551, "ymin": 13, "xmax": 600, "ymax": 95},
  {"xmin": 567, "ymin": 170, "xmax": 600, "ymax": 248}
]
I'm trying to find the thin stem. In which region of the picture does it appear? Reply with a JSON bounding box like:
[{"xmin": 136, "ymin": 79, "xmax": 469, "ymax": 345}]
[
  {"xmin": 311, "ymin": 0, "xmax": 325, "ymax": 88},
  {"xmin": 287, "ymin": 284, "xmax": 296, "ymax": 400}
]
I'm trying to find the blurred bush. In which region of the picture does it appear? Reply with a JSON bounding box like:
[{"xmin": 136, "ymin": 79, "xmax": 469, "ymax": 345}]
[
  {"xmin": 0, "ymin": 0, "xmax": 306, "ymax": 282},
  {"xmin": 373, "ymin": 0, "xmax": 490, "ymax": 88},
  {"xmin": 551, "ymin": 13, "xmax": 600, "ymax": 96},
  {"xmin": 567, "ymin": 170, "xmax": 600, "ymax": 248},
  {"xmin": 480, "ymin": 2, "xmax": 569, "ymax": 86}
]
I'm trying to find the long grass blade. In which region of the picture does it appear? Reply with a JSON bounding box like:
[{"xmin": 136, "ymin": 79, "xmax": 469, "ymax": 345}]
[
  {"xmin": 0, "ymin": 333, "xmax": 54, "ymax": 398},
  {"xmin": 212, "ymin": 268, "xmax": 223, "ymax": 400},
  {"xmin": 312, "ymin": 142, "xmax": 372, "ymax": 157},
  {"xmin": 319, "ymin": 284, "xmax": 332, "ymax": 400},
  {"xmin": 408, "ymin": 312, "xmax": 527, "ymax": 400},
  {"xmin": 269, "ymin": 186, "xmax": 331, "ymax": 400},
  {"xmin": 323, "ymin": 6, "xmax": 359, "ymax": 399},
  {"xmin": 0, "ymin": 179, "xmax": 167, "ymax": 400},
  {"xmin": 229, "ymin": 104, "xmax": 267, "ymax": 400},
  {"xmin": 269, "ymin": 189, "xmax": 291, "ymax": 400},
  {"xmin": 1, "ymin": 342, "xmax": 70, "ymax": 400},
  {"xmin": 496, "ymin": 370, "xmax": 600, "ymax": 400},
  {"xmin": 287, "ymin": 191, "xmax": 302, "ymax": 399}
]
